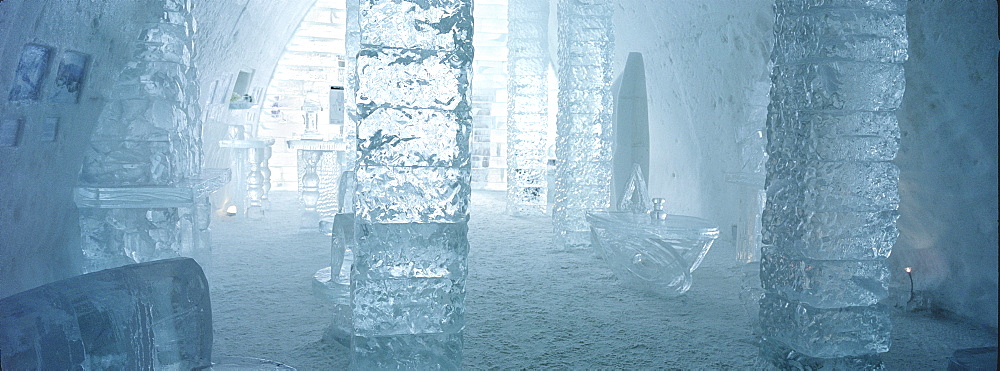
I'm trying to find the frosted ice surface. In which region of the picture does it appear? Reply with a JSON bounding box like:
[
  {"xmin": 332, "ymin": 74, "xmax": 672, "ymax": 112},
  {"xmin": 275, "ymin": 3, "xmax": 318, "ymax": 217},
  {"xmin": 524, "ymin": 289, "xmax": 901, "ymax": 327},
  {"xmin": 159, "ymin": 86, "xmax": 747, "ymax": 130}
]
[
  {"xmin": 0, "ymin": 258, "xmax": 212, "ymax": 370},
  {"xmin": 759, "ymin": 293, "xmax": 890, "ymax": 358},
  {"xmin": 356, "ymin": 48, "xmax": 471, "ymax": 112}
]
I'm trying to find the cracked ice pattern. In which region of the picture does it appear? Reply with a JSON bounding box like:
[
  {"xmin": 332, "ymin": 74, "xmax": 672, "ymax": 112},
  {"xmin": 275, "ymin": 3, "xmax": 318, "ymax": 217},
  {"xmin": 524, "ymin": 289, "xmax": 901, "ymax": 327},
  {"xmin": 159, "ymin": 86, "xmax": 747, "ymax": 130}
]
[
  {"xmin": 352, "ymin": 0, "xmax": 473, "ymax": 368},
  {"xmin": 760, "ymin": 0, "xmax": 906, "ymax": 366},
  {"xmin": 76, "ymin": 0, "xmax": 208, "ymax": 273},
  {"xmin": 506, "ymin": 0, "xmax": 549, "ymax": 215},
  {"xmin": 554, "ymin": 0, "xmax": 614, "ymax": 247}
]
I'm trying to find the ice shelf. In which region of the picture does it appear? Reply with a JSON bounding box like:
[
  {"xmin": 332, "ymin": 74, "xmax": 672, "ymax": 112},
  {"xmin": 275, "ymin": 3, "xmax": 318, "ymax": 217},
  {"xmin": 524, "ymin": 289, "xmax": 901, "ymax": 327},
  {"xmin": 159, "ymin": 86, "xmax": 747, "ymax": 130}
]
[
  {"xmin": 554, "ymin": 0, "xmax": 615, "ymax": 247},
  {"xmin": 0, "ymin": 258, "xmax": 212, "ymax": 370},
  {"xmin": 760, "ymin": 0, "xmax": 907, "ymax": 366},
  {"xmin": 351, "ymin": 0, "xmax": 474, "ymax": 368}
]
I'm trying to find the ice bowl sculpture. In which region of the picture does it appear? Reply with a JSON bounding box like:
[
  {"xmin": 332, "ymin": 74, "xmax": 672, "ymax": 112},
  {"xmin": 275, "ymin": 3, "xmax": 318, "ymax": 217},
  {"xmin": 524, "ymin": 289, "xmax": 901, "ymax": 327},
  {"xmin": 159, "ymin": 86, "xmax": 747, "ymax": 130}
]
[{"xmin": 587, "ymin": 210, "xmax": 719, "ymax": 297}]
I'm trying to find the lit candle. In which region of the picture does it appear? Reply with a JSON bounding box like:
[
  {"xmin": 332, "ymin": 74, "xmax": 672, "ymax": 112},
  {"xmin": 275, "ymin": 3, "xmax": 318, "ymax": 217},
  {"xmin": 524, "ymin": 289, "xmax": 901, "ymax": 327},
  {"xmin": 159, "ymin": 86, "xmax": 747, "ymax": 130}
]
[{"xmin": 226, "ymin": 205, "xmax": 237, "ymax": 216}]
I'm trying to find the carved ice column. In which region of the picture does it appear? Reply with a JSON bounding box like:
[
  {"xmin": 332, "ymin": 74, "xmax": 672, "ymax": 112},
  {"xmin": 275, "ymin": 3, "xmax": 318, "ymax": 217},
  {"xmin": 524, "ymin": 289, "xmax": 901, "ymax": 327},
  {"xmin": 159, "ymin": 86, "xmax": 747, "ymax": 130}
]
[
  {"xmin": 554, "ymin": 0, "xmax": 614, "ymax": 247},
  {"xmin": 76, "ymin": 0, "xmax": 224, "ymax": 273},
  {"xmin": 759, "ymin": 0, "xmax": 907, "ymax": 367},
  {"xmin": 506, "ymin": 0, "xmax": 549, "ymax": 216},
  {"xmin": 351, "ymin": 0, "xmax": 473, "ymax": 368}
]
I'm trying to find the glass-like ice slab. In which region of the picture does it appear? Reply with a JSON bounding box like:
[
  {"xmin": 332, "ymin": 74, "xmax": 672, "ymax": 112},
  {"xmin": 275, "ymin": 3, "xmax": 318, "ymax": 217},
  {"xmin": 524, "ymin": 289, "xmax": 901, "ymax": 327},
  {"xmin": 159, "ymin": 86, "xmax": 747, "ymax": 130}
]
[
  {"xmin": 587, "ymin": 212, "xmax": 719, "ymax": 297},
  {"xmin": 0, "ymin": 258, "xmax": 212, "ymax": 370}
]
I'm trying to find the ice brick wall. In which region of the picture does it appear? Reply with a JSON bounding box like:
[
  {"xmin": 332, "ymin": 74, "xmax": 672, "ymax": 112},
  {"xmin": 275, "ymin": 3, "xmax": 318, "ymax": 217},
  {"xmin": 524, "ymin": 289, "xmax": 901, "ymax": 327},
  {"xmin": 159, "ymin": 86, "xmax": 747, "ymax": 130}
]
[
  {"xmin": 470, "ymin": 0, "xmax": 509, "ymax": 191},
  {"xmin": 553, "ymin": 0, "xmax": 614, "ymax": 247},
  {"xmin": 506, "ymin": 0, "xmax": 549, "ymax": 215},
  {"xmin": 259, "ymin": 0, "xmax": 348, "ymax": 190},
  {"xmin": 760, "ymin": 0, "xmax": 907, "ymax": 367},
  {"xmin": 351, "ymin": 0, "xmax": 473, "ymax": 368}
]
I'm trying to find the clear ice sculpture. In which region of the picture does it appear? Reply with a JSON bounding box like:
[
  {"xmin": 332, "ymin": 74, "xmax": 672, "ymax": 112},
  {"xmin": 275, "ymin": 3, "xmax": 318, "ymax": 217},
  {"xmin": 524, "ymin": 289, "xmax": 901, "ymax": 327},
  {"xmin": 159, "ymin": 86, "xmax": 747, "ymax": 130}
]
[
  {"xmin": 611, "ymin": 52, "xmax": 650, "ymax": 208},
  {"xmin": 506, "ymin": 0, "xmax": 550, "ymax": 216},
  {"xmin": 75, "ymin": 0, "xmax": 222, "ymax": 273},
  {"xmin": 554, "ymin": 0, "xmax": 615, "ymax": 247},
  {"xmin": 351, "ymin": 0, "xmax": 473, "ymax": 368},
  {"xmin": 313, "ymin": 171, "xmax": 356, "ymax": 347},
  {"xmin": 618, "ymin": 164, "xmax": 652, "ymax": 214},
  {"xmin": 588, "ymin": 199, "xmax": 719, "ymax": 297},
  {"xmin": 0, "ymin": 258, "xmax": 212, "ymax": 370},
  {"xmin": 760, "ymin": 0, "xmax": 907, "ymax": 367}
]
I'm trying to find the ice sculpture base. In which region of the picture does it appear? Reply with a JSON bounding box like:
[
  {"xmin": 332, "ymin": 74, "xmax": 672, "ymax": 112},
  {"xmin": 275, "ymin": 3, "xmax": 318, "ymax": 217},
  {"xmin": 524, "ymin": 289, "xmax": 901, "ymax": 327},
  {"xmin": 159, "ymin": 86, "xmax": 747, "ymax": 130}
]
[
  {"xmin": 587, "ymin": 211, "xmax": 719, "ymax": 297},
  {"xmin": 556, "ymin": 230, "xmax": 593, "ymax": 248}
]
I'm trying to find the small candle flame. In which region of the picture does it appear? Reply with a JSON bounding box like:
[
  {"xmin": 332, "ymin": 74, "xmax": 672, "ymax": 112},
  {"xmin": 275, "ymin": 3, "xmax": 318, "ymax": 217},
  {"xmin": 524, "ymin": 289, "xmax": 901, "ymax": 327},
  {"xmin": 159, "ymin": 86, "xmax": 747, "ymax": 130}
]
[
  {"xmin": 905, "ymin": 267, "xmax": 912, "ymax": 273},
  {"xmin": 226, "ymin": 205, "xmax": 238, "ymax": 216}
]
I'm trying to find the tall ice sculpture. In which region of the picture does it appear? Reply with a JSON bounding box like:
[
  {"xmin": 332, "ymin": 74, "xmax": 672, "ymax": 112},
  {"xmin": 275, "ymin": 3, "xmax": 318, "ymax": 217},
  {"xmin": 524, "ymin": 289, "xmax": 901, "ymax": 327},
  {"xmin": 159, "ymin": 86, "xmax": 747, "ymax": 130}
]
[
  {"xmin": 760, "ymin": 0, "xmax": 907, "ymax": 367},
  {"xmin": 351, "ymin": 0, "xmax": 473, "ymax": 368},
  {"xmin": 506, "ymin": 0, "xmax": 550, "ymax": 215},
  {"xmin": 75, "ymin": 0, "xmax": 225, "ymax": 273},
  {"xmin": 554, "ymin": 0, "xmax": 614, "ymax": 247}
]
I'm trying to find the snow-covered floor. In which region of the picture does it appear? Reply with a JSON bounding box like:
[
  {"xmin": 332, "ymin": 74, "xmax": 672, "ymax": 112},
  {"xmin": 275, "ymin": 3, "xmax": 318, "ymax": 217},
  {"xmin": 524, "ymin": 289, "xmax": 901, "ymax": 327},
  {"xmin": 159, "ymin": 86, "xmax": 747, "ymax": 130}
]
[{"xmin": 209, "ymin": 190, "xmax": 997, "ymax": 369}]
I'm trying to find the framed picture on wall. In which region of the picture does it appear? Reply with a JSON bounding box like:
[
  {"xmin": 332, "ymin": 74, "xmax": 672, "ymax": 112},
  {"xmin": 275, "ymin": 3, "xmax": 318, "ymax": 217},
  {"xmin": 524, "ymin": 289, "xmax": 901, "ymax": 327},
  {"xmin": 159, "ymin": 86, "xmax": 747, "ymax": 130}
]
[
  {"xmin": 41, "ymin": 117, "xmax": 60, "ymax": 141},
  {"xmin": 1, "ymin": 118, "xmax": 23, "ymax": 147},
  {"xmin": 50, "ymin": 50, "xmax": 90, "ymax": 104},
  {"xmin": 8, "ymin": 44, "xmax": 52, "ymax": 102}
]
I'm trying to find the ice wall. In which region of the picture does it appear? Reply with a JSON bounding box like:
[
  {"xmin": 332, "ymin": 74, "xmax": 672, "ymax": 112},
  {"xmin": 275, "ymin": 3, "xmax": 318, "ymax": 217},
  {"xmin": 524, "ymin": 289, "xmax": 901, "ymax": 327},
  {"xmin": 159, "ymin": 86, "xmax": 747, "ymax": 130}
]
[
  {"xmin": 894, "ymin": 0, "xmax": 999, "ymax": 328},
  {"xmin": 0, "ymin": 0, "xmax": 313, "ymax": 298},
  {"xmin": 506, "ymin": 0, "xmax": 550, "ymax": 215},
  {"xmin": 760, "ymin": 0, "xmax": 907, "ymax": 367},
  {"xmin": 553, "ymin": 0, "xmax": 614, "ymax": 247},
  {"xmin": 351, "ymin": 0, "xmax": 473, "ymax": 368}
]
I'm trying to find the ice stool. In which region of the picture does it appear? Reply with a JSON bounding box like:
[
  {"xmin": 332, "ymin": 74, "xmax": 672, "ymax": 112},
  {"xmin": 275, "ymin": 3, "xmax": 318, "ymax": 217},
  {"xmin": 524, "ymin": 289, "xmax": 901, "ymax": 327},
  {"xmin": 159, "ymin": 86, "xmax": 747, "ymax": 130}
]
[{"xmin": 0, "ymin": 258, "xmax": 293, "ymax": 370}]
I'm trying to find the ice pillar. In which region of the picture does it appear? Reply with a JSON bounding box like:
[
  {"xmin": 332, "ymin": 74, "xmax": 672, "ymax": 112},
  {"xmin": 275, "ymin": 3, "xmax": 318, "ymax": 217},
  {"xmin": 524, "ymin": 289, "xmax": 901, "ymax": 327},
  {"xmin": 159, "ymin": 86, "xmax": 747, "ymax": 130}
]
[
  {"xmin": 351, "ymin": 0, "xmax": 473, "ymax": 368},
  {"xmin": 760, "ymin": 0, "xmax": 907, "ymax": 367},
  {"xmin": 554, "ymin": 0, "xmax": 614, "ymax": 247},
  {"xmin": 506, "ymin": 0, "xmax": 549, "ymax": 215},
  {"xmin": 76, "ymin": 0, "xmax": 217, "ymax": 273}
]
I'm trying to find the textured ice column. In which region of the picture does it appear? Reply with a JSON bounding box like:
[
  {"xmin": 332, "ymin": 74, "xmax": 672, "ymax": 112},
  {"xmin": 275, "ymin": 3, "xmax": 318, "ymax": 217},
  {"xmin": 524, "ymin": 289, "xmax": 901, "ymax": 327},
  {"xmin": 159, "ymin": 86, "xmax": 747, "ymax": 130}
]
[
  {"xmin": 75, "ymin": 0, "xmax": 210, "ymax": 273},
  {"xmin": 351, "ymin": 0, "xmax": 473, "ymax": 368},
  {"xmin": 0, "ymin": 258, "xmax": 212, "ymax": 370},
  {"xmin": 554, "ymin": 0, "xmax": 614, "ymax": 247},
  {"xmin": 506, "ymin": 0, "xmax": 549, "ymax": 215},
  {"xmin": 760, "ymin": 0, "xmax": 907, "ymax": 367}
]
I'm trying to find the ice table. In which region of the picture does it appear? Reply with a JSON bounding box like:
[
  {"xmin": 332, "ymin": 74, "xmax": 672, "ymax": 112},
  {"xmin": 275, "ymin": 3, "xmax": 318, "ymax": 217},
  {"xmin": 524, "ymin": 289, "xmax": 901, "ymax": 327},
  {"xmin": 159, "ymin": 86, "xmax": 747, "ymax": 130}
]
[
  {"xmin": 587, "ymin": 211, "xmax": 719, "ymax": 297},
  {"xmin": 74, "ymin": 168, "xmax": 231, "ymax": 273},
  {"xmin": 287, "ymin": 139, "xmax": 350, "ymax": 233},
  {"xmin": 219, "ymin": 138, "xmax": 275, "ymax": 219}
]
